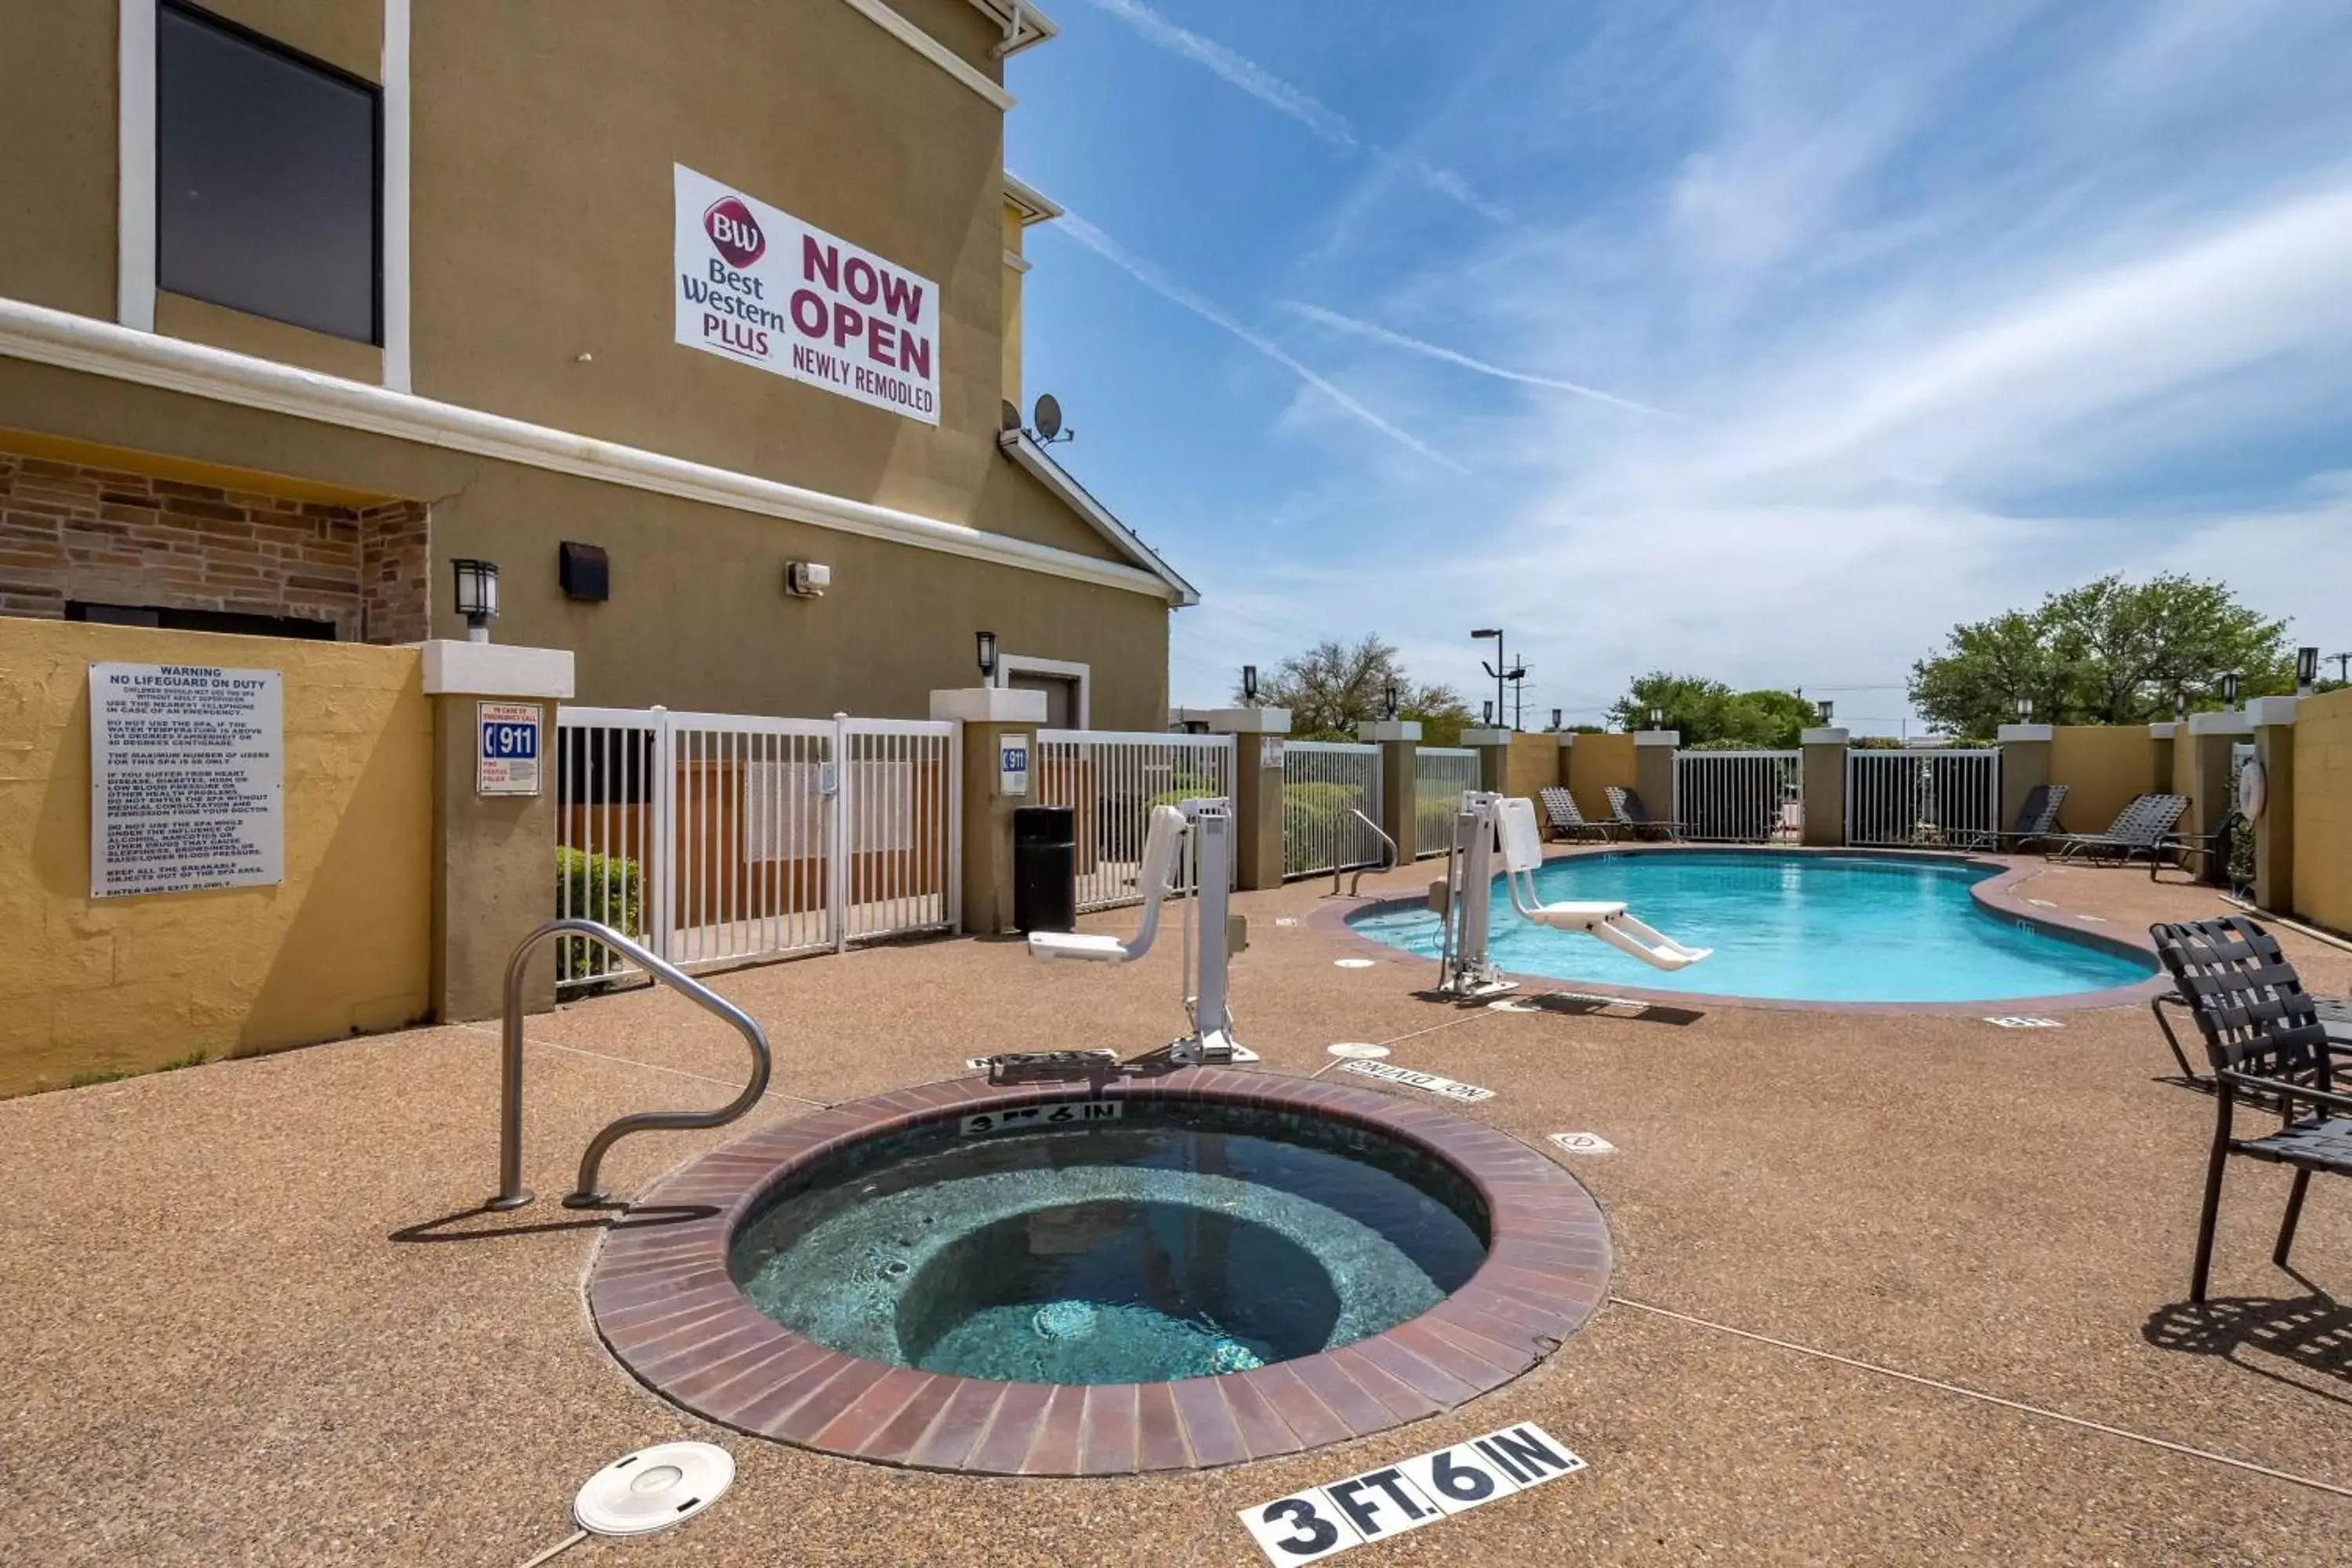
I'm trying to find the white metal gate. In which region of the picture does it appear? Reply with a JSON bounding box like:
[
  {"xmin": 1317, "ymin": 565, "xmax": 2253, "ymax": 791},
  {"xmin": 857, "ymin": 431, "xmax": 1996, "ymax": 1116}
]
[
  {"xmin": 1845, "ymin": 748, "xmax": 2000, "ymax": 848},
  {"xmin": 1282, "ymin": 740, "xmax": 1385, "ymax": 878},
  {"xmin": 555, "ymin": 707, "xmax": 957, "ymax": 990},
  {"xmin": 1034, "ymin": 730, "xmax": 1236, "ymax": 910},
  {"xmin": 1674, "ymin": 750, "xmax": 1802, "ymax": 842},
  {"xmin": 1413, "ymin": 747, "xmax": 1481, "ymax": 857}
]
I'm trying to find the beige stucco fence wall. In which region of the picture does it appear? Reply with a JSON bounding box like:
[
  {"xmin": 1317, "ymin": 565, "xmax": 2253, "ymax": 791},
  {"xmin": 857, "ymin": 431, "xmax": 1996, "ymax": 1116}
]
[
  {"xmin": 0, "ymin": 621, "xmax": 431, "ymax": 1095},
  {"xmin": 2292, "ymin": 688, "xmax": 2352, "ymax": 935},
  {"xmin": 1564, "ymin": 733, "xmax": 1637, "ymax": 822},
  {"xmin": 2046, "ymin": 724, "xmax": 2155, "ymax": 837}
]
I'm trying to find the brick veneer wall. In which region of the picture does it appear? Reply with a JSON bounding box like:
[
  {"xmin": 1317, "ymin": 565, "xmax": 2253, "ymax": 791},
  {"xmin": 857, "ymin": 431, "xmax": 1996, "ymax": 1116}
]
[{"xmin": 0, "ymin": 452, "xmax": 429, "ymax": 643}]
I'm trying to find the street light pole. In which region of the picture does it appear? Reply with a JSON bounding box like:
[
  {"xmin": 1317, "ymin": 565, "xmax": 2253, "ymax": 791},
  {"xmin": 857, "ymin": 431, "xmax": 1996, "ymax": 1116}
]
[{"xmin": 1472, "ymin": 628, "xmax": 1506, "ymax": 731}]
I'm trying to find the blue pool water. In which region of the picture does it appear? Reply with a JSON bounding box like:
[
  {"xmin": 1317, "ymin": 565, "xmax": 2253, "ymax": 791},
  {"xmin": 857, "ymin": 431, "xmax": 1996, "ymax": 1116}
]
[
  {"xmin": 1349, "ymin": 851, "xmax": 2155, "ymax": 1004},
  {"xmin": 730, "ymin": 1102, "xmax": 1487, "ymax": 1383}
]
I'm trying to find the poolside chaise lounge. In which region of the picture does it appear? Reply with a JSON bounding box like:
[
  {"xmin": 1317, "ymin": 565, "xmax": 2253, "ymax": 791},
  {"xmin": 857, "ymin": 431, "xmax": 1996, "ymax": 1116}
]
[
  {"xmin": 1604, "ymin": 786, "xmax": 1686, "ymax": 842},
  {"xmin": 2049, "ymin": 793, "xmax": 2187, "ymax": 867},
  {"xmin": 2149, "ymin": 916, "xmax": 2352, "ymax": 1301},
  {"xmin": 1537, "ymin": 786, "xmax": 1615, "ymax": 843},
  {"xmin": 1959, "ymin": 782, "xmax": 2068, "ymax": 851}
]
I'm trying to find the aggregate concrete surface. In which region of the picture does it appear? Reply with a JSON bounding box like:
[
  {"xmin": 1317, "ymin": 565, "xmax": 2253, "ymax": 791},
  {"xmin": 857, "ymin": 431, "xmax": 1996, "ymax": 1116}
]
[{"xmin": 5, "ymin": 854, "xmax": 2348, "ymax": 1565}]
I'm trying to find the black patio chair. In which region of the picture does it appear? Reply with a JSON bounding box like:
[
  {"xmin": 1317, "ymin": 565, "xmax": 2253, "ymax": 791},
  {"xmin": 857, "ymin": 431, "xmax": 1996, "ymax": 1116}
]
[
  {"xmin": 1958, "ymin": 782, "xmax": 2068, "ymax": 851},
  {"xmin": 2149, "ymin": 916, "xmax": 2352, "ymax": 1301},
  {"xmin": 1604, "ymin": 786, "xmax": 1685, "ymax": 842},
  {"xmin": 2052, "ymin": 793, "xmax": 2187, "ymax": 868},
  {"xmin": 1537, "ymin": 786, "xmax": 1614, "ymax": 843}
]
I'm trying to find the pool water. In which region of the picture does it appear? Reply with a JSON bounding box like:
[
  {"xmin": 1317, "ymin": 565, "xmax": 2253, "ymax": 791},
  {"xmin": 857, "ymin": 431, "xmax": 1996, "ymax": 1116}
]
[
  {"xmin": 1349, "ymin": 851, "xmax": 2155, "ymax": 1004},
  {"xmin": 728, "ymin": 1102, "xmax": 1487, "ymax": 1384}
]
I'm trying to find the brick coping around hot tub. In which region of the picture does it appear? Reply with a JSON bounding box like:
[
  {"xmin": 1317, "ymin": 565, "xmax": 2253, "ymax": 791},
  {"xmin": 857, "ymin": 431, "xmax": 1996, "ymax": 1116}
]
[
  {"xmin": 585, "ymin": 1068, "xmax": 1609, "ymax": 1476},
  {"xmin": 1316, "ymin": 844, "xmax": 2172, "ymax": 1016}
]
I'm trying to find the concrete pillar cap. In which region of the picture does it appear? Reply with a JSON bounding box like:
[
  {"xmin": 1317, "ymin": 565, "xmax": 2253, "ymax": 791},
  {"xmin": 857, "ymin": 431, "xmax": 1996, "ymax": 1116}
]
[
  {"xmin": 1799, "ymin": 727, "xmax": 1849, "ymax": 746},
  {"xmin": 1460, "ymin": 728, "xmax": 1513, "ymax": 746},
  {"xmin": 1633, "ymin": 730, "xmax": 1679, "ymax": 746},
  {"xmin": 1996, "ymin": 723, "xmax": 2054, "ymax": 742},
  {"xmin": 929, "ymin": 687, "xmax": 1047, "ymax": 722},
  {"xmin": 2246, "ymin": 696, "xmax": 2300, "ymax": 728},
  {"xmin": 1203, "ymin": 706, "xmax": 1291, "ymax": 734},
  {"xmin": 1356, "ymin": 720, "xmax": 1421, "ymax": 742}
]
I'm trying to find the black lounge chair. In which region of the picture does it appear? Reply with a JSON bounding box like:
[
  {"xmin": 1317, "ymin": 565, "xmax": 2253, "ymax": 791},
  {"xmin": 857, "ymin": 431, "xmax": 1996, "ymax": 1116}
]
[
  {"xmin": 2150, "ymin": 916, "xmax": 2352, "ymax": 1301},
  {"xmin": 1604, "ymin": 786, "xmax": 1685, "ymax": 842},
  {"xmin": 1959, "ymin": 782, "xmax": 2068, "ymax": 851},
  {"xmin": 2051, "ymin": 793, "xmax": 2187, "ymax": 867},
  {"xmin": 1537, "ymin": 786, "xmax": 1614, "ymax": 843}
]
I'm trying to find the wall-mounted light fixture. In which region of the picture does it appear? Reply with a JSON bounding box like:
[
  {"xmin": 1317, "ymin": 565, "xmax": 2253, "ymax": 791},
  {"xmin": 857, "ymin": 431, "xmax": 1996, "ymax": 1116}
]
[
  {"xmin": 976, "ymin": 630, "xmax": 998, "ymax": 684},
  {"xmin": 2221, "ymin": 670, "xmax": 2240, "ymax": 710},
  {"xmin": 452, "ymin": 557, "xmax": 499, "ymax": 644},
  {"xmin": 1241, "ymin": 665, "xmax": 1259, "ymax": 705},
  {"xmin": 784, "ymin": 561, "xmax": 830, "ymax": 597},
  {"xmin": 2297, "ymin": 645, "xmax": 2320, "ymax": 695}
]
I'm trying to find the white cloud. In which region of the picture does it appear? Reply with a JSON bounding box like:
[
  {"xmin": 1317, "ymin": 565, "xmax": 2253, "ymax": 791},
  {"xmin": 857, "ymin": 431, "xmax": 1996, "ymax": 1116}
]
[
  {"xmin": 1073, "ymin": 0, "xmax": 1503, "ymax": 222},
  {"xmin": 1281, "ymin": 301, "xmax": 1683, "ymax": 419},
  {"xmin": 1047, "ymin": 212, "xmax": 1468, "ymax": 474}
]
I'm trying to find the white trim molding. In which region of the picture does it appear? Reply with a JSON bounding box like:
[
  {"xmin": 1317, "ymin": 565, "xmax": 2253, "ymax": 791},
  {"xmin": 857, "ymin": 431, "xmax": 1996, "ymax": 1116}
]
[
  {"xmin": 993, "ymin": 652, "xmax": 1091, "ymax": 728},
  {"xmin": 969, "ymin": 0, "xmax": 1059, "ymax": 56},
  {"xmin": 1002, "ymin": 249, "xmax": 1033, "ymax": 274},
  {"xmin": 1004, "ymin": 172, "xmax": 1065, "ymax": 225},
  {"xmin": 117, "ymin": 0, "xmax": 158, "ymax": 331},
  {"xmin": 380, "ymin": 0, "xmax": 412, "ymax": 391},
  {"xmin": 998, "ymin": 429, "xmax": 1197, "ymax": 604},
  {"xmin": 0, "ymin": 296, "xmax": 1186, "ymax": 601},
  {"xmin": 837, "ymin": 0, "xmax": 1015, "ymax": 111}
]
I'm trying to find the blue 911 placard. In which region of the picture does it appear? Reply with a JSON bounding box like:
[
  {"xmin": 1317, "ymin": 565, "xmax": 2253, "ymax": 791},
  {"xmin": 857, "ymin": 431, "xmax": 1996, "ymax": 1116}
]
[{"xmin": 477, "ymin": 702, "xmax": 543, "ymax": 797}]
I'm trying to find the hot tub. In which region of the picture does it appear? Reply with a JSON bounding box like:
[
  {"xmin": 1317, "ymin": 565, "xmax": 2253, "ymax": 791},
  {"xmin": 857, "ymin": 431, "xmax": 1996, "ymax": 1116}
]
[{"xmin": 586, "ymin": 1070, "xmax": 1608, "ymax": 1475}]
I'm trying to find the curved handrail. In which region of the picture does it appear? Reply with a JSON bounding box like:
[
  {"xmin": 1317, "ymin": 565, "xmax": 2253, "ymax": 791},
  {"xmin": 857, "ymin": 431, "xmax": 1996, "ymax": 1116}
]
[
  {"xmin": 1331, "ymin": 808, "xmax": 1401, "ymax": 897},
  {"xmin": 489, "ymin": 918, "xmax": 772, "ymax": 1211}
]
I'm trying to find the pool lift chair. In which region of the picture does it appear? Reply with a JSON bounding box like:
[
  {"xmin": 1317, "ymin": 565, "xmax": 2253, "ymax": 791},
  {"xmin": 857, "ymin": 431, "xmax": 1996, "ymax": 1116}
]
[
  {"xmin": 1434, "ymin": 793, "xmax": 1712, "ymax": 1000},
  {"xmin": 1026, "ymin": 799, "xmax": 1247, "ymax": 1065}
]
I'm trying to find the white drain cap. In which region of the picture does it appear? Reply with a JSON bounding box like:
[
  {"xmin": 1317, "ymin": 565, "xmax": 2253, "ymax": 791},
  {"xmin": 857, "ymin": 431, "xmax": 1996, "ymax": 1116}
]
[
  {"xmin": 1327, "ymin": 1043, "xmax": 1391, "ymax": 1060},
  {"xmin": 575, "ymin": 1442, "xmax": 734, "ymax": 1537}
]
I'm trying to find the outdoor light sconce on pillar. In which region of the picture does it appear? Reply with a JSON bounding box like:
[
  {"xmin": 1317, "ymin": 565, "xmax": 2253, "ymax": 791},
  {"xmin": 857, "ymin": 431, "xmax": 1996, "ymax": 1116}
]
[
  {"xmin": 2174, "ymin": 690, "xmax": 2189, "ymax": 723},
  {"xmin": 2222, "ymin": 671, "xmax": 2240, "ymax": 710},
  {"xmin": 1649, "ymin": 706, "xmax": 1664, "ymax": 728},
  {"xmin": 452, "ymin": 557, "xmax": 499, "ymax": 643},
  {"xmin": 2298, "ymin": 646, "xmax": 2320, "ymax": 695},
  {"xmin": 1242, "ymin": 665, "xmax": 1259, "ymax": 705},
  {"xmin": 1385, "ymin": 681, "xmax": 1399, "ymax": 720},
  {"xmin": 1550, "ymin": 707, "xmax": 1563, "ymax": 731},
  {"xmin": 975, "ymin": 630, "xmax": 998, "ymax": 684},
  {"xmin": 1483, "ymin": 700, "xmax": 1495, "ymax": 726},
  {"xmin": 1819, "ymin": 699, "xmax": 1835, "ymax": 724},
  {"xmin": 2016, "ymin": 695, "xmax": 2034, "ymax": 721}
]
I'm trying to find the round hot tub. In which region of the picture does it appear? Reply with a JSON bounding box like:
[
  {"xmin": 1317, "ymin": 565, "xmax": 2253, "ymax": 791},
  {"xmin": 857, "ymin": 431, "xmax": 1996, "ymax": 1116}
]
[{"xmin": 587, "ymin": 1070, "xmax": 1609, "ymax": 1475}]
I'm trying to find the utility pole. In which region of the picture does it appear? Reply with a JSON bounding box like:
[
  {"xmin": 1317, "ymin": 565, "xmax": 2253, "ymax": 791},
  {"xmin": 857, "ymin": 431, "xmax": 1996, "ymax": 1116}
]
[{"xmin": 2334, "ymin": 652, "xmax": 2352, "ymax": 686}]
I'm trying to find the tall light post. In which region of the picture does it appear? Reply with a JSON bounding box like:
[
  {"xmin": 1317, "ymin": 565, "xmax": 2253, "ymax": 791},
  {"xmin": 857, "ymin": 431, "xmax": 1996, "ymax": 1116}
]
[{"xmin": 1471, "ymin": 629, "xmax": 1505, "ymax": 731}]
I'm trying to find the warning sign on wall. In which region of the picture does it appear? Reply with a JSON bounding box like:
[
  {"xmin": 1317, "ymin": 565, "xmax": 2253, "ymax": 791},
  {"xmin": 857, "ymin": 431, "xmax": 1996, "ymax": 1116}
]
[
  {"xmin": 89, "ymin": 662, "xmax": 284, "ymax": 898},
  {"xmin": 477, "ymin": 702, "xmax": 543, "ymax": 797}
]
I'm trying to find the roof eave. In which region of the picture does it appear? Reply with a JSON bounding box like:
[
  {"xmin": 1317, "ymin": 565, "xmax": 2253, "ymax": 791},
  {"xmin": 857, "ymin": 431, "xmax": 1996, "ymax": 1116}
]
[{"xmin": 997, "ymin": 429, "xmax": 1200, "ymax": 607}]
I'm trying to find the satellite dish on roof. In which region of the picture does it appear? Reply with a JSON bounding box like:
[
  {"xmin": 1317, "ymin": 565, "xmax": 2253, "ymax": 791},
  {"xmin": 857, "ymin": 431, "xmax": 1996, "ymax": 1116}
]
[
  {"xmin": 1000, "ymin": 399, "xmax": 1021, "ymax": 434},
  {"xmin": 1033, "ymin": 393, "xmax": 1063, "ymax": 441}
]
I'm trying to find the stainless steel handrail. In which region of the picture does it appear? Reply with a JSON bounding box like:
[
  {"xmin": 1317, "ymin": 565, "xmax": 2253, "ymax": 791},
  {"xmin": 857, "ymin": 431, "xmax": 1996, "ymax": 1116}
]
[
  {"xmin": 1330, "ymin": 808, "xmax": 1401, "ymax": 897},
  {"xmin": 488, "ymin": 918, "xmax": 772, "ymax": 1211}
]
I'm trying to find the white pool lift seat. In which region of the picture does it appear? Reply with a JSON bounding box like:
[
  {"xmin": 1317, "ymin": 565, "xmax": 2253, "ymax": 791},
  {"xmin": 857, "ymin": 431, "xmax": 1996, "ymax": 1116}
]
[
  {"xmin": 1026, "ymin": 804, "xmax": 1187, "ymax": 964},
  {"xmin": 1494, "ymin": 798, "xmax": 1712, "ymax": 971}
]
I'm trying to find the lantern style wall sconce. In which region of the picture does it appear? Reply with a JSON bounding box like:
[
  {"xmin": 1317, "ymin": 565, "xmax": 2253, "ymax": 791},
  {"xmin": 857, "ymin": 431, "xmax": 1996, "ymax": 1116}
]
[
  {"xmin": 2016, "ymin": 695, "xmax": 2034, "ymax": 721},
  {"xmin": 1241, "ymin": 665, "xmax": 1259, "ymax": 705},
  {"xmin": 2221, "ymin": 670, "xmax": 2240, "ymax": 710},
  {"xmin": 452, "ymin": 558, "xmax": 499, "ymax": 644},
  {"xmin": 2297, "ymin": 646, "xmax": 2320, "ymax": 695},
  {"xmin": 975, "ymin": 630, "xmax": 998, "ymax": 684}
]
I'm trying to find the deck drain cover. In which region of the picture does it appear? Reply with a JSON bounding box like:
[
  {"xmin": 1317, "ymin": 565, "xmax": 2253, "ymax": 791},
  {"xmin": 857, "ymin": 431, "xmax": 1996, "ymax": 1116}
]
[
  {"xmin": 575, "ymin": 1442, "xmax": 733, "ymax": 1537},
  {"xmin": 1327, "ymin": 1043, "xmax": 1390, "ymax": 1059}
]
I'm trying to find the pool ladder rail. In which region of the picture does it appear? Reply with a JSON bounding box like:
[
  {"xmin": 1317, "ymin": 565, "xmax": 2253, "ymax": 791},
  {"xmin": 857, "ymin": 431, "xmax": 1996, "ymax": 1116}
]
[
  {"xmin": 1330, "ymin": 808, "xmax": 1399, "ymax": 898},
  {"xmin": 488, "ymin": 918, "xmax": 772, "ymax": 1212}
]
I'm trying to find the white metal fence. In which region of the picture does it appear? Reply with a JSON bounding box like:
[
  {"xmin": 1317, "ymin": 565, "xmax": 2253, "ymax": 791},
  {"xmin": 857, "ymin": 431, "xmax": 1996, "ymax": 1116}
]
[
  {"xmin": 1413, "ymin": 747, "xmax": 1482, "ymax": 857},
  {"xmin": 1282, "ymin": 740, "xmax": 1385, "ymax": 878},
  {"xmin": 554, "ymin": 707, "xmax": 957, "ymax": 991},
  {"xmin": 1845, "ymin": 748, "xmax": 2001, "ymax": 848},
  {"xmin": 1674, "ymin": 750, "xmax": 1802, "ymax": 842},
  {"xmin": 2230, "ymin": 741, "xmax": 2257, "ymax": 812},
  {"xmin": 1035, "ymin": 729, "xmax": 1236, "ymax": 910}
]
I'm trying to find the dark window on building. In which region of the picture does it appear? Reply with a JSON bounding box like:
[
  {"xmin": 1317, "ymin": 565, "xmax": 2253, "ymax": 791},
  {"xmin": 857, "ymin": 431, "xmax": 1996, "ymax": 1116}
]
[
  {"xmin": 68, "ymin": 602, "xmax": 337, "ymax": 640},
  {"xmin": 157, "ymin": 2, "xmax": 380, "ymax": 343}
]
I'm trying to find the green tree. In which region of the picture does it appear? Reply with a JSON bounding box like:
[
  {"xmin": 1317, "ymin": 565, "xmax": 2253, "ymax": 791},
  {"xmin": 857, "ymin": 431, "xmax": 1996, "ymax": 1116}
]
[
  {"xmin": 1607, "ymin": 673, "xmax": 1820, "ymax": 746},
  {"xmin": 1908, "ymin": 574, "xmax": 2293, "ymax": 735},
  {"xmin": 1238, "ymin": 635, "xmax": 1472, "ymax": 743}
]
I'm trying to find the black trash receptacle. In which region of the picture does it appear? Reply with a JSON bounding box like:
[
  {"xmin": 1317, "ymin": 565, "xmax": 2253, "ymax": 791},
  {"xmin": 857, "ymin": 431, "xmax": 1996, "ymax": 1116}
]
[{"xmin": 1013, "ymin": 805, "xmax": 1077, "ymax": 934}]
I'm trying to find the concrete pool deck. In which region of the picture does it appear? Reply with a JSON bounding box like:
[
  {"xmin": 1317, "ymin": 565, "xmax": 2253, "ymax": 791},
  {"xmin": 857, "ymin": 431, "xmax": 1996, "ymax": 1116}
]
[{"xmin": 6, "ymin": 853, "xmax": 2351, "ymax": 1563}]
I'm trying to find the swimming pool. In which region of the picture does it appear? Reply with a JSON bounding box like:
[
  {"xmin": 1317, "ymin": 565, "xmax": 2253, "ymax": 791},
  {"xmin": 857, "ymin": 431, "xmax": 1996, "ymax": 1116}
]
[{"xmin": 1348, "ymin": 851, "xmax": 2158, "ymax": 1004}]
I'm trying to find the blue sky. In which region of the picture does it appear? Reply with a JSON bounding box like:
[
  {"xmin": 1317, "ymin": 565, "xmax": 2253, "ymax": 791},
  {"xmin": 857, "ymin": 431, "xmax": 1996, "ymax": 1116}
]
[{"xmin": 1005, "ymin": 0, "xmax": 2352, "ymax": 734}]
